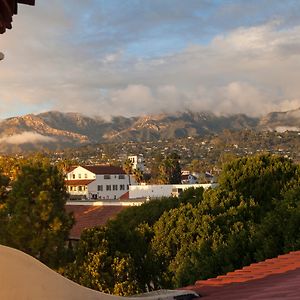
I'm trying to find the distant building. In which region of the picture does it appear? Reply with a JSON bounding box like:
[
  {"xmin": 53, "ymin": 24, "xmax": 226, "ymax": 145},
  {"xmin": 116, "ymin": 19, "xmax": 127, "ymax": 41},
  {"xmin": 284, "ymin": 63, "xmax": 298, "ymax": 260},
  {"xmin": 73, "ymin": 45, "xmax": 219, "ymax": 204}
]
[
  {"xmin": 181, "ymin": 173, "xmax": 198, "ymax": 184},
  {"xmin": 65, "ymin": 165, "xmax": 135, "ymax": 200},
  {"xmin": 128, "ymin": 155, "xmax": 145, "ymax": 172},
  {"xmin": 129, "ymin": 183, "xmax": 217, "ymax": 199}
]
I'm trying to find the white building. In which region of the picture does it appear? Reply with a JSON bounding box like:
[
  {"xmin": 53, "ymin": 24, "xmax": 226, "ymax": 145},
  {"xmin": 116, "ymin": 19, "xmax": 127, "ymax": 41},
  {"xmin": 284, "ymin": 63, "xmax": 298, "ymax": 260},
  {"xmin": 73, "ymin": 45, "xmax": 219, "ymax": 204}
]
[
  {"xmin": 128, "ymin": 155, "xmax": 145, "ymax": 172},
  {"xmin": 129, "ymin": 183, "xmax": 217, "ymax": 199},
  {"xmin": 181, "ymin": 174, "xmax": 198, "ymax": 184},
  {"xmin": 65, "ymin": 165, "xmax": 134, "ymax": 200}
]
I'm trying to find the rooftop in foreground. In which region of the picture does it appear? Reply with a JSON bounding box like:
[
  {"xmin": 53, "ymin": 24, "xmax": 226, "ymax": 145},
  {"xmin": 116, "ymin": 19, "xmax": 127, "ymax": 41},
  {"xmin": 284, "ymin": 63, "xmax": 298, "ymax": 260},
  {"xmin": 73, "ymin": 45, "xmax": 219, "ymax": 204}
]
[
  {"xmin": 65, "ymin": 205, "xmax": 126, "ymax": 239},
  {"xmin": 183, "ymin": 251, "xmax": 300, "ymax": 299}
]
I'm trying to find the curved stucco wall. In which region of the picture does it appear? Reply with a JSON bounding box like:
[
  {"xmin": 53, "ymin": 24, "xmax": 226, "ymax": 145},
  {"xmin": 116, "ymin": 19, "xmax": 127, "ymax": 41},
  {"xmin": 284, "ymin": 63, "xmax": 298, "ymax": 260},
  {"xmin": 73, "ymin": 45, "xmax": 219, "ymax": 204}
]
[{"xmin": 0, "ymin": 245, "xmax": 197, "ymax": 300}]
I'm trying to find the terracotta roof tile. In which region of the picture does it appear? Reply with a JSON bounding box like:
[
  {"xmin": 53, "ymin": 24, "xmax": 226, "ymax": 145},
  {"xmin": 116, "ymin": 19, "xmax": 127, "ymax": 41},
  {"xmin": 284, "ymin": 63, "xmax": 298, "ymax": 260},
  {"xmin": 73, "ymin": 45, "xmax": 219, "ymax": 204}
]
[
  {"xmin": 183, "ymin": 251, "xmax": 300, "ymax": 299},
  {"xmin": 83, "ymin": 165, "xmax": 126, "ymax": 175},
  {"xmin": 68, "ymin": 165, "xmax": 126, "ymax": 175},
  {"xmin": 119, "ymin": 191, "xmax": 129, "ymax": 200},
  {"xmin": 65, "ymin": 205, "xmax": 125, "ymax": 239},
  {"xmin": 65, "ymin": 179, "xmax": 95, "ymax": 186}
]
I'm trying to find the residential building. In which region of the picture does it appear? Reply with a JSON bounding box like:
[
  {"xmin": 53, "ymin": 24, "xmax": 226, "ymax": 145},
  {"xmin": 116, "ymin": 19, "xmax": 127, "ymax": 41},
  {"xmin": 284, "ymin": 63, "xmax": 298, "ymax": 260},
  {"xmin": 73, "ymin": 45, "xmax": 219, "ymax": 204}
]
[
  {"xmin": 128, "ymin": 155, "xmax": 145, "ymax": 172},
  {"xmin": 181, "ymin": 173, "xmax": 198, "ymax": 184},
  {"xmin": 65, "ymin": 165, "xmax": 135, "ymax": 200},
  {"xmin": 129, "ymin": 183, "xmax": 217, "ymax": 199}
]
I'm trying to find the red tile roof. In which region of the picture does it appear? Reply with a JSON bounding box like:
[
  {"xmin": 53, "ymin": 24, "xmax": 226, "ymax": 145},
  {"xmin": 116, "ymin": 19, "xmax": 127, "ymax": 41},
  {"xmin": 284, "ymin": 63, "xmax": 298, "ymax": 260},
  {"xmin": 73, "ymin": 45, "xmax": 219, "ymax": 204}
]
[
  {"xmin": 119, "ymin": 191, "xmax": 129, "ymax": 200},
  {"xmin": 65, "ymin": 179, "xmax": 95, "ymax": 186},
  {"xmin": 65, "ymin": 205, "xmax": 126, "ymax": 239},
  {"xmin": 83, "ymin": 165, "xmax": 126, "ymax": 175},
  {"xmin": 68, "ymin": 165, "xmax": 126, "ymax": 175},
  {"xmin": 183, "ymin": 251, "xmax": 300, "ymax": 299}
]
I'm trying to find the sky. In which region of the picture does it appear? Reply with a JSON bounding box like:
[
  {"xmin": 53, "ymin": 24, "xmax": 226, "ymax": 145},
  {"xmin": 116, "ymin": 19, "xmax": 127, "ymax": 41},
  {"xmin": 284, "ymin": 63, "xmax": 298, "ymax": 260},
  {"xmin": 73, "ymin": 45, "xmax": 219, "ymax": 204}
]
[{"xmin": 1, "ymin": 0, "xmax": 300, "ymax": 119}]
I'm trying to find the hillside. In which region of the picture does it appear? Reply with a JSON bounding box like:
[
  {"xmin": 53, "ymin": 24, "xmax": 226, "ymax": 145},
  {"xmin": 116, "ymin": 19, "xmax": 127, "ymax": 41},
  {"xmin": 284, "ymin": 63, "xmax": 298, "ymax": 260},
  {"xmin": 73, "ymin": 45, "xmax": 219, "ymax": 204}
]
[{"xmin": 0, "ymin": 108, "xmax": 299, "ymax": 154}]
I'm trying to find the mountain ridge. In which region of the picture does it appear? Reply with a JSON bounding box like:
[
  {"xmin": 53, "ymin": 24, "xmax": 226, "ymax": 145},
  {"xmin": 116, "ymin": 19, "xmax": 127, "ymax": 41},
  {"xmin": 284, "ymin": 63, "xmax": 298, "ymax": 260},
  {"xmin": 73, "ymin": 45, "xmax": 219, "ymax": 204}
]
[{"xmin": 0, "ymin": 108, "xmax": 299, "ymax": 153}]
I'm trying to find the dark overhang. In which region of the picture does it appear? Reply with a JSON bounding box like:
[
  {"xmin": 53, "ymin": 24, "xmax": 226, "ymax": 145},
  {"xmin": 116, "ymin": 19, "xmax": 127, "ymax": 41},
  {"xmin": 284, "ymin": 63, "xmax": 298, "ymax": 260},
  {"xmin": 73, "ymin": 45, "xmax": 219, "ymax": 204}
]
[{"xmin": 0, "ymin": 0, "xmax": 35, "ymax": 34}]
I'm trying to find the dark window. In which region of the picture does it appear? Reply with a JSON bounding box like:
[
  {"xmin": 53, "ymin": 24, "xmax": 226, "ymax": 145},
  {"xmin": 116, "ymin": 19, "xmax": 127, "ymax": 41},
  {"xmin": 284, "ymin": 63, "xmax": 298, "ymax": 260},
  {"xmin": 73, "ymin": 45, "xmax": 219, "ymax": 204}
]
[
  {"xmin": 72, "ymin": 174, "xmax": 75, "ymax": 179},
  {"xmin": 113, "ymin": 185, "xmax": 118, "ymax": 191},
  {"xmin": 120, "ymin": 184, "xmax": 125, "ymax": 190},
  {"xmin": 118, "ymin": 174, "xmax": 125, "ymax": 179},
  {"xmin": 104, "ymin": 175, "xmax": 111, "ymax": 179},
  {"xmin": 97, "ymin": 185, "xmax": 103, "ymax": 191},
  {"xmin": 106, "ymin": 185, "xmax": 111, "ymax": 191}
]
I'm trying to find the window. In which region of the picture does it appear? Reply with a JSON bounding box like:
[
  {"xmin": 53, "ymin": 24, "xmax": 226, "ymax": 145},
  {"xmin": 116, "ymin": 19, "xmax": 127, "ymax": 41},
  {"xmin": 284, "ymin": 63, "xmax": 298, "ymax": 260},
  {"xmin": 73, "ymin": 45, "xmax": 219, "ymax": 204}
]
[
  {"xmin": 104, "ymin": 175, "xmax": 111, "ymax": 179},
  {"xmin": 127, "ymin": 185, "xmax": 129, "ymax": 190},
  {"xmin": 72, "ymin": 174, "xmax": 75, "ymax": 179},
  {"xmin": 78, "ymin": 174, "xmax": 81, "ymax": 179},
  {"xmin": 97, "ymin": 185, "xmax": 103, "ymax": 191},
  {"xmin": 78, "ymin": 186, "xmax": 82, "ymax": 191},
  {"xmin": 118, "ymin": 174, "xmax": 125, "ymax": 179},
  {"xmin": 113, "ymin": 184, "xmax": 118, "ymax": 191},
  {"xmin": 70, "ymin": 186, "xmax": 73, "ymax": 191},
  {"xmin": 120, "ymin": 184, "xmax": 125, "ymax": 190},
  {"xmin": 84, "ymin": 173, "xmax": 88, "ymax": 179},
  {"xmin": 106, "ymin": 185, "xmax": 111, "ymax": 191}
]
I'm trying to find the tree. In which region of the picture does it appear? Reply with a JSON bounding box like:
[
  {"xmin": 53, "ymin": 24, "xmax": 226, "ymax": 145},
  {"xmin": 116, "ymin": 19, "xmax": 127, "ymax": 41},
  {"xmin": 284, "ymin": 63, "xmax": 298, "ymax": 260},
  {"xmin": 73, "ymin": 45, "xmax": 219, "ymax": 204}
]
[
  {"xmin": 66, "ymin": 189, "xmax": 205, "ymax": 295},
  {"xmin": 0, "ymin": 158, "xmax": 74, "ymax": 268},
  {"xmin": 123, "ymin": 159, "xmax": 133, "ymax": 185},
  {"xmin": 133, "ymin": 168, "xmax": 144, "ymax": 184},
  {"xmin": 217, "ymin": 153, "xmax": 299, "ymax": 216},
  {"xmin": 158, "ymin": 153, "xmax": 181, "ymax": 184},
  {"xmin": 151, "ymin": 154, "xmax": 300, "ymax": 287}
]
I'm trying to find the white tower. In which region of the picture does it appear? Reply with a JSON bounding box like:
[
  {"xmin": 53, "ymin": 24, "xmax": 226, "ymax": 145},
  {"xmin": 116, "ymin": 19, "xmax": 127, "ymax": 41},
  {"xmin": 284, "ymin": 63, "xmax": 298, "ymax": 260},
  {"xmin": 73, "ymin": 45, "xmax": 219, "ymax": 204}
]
[{"xmin": 128, "ymin": 155, "xmax": 145, "ymax": 172}]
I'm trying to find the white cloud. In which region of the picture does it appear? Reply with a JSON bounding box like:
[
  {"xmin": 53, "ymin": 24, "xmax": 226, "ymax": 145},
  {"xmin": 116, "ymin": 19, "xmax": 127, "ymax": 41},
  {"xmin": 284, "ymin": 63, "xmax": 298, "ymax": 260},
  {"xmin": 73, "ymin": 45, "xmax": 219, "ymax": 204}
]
[
  {"xmin": 0, "ymin": 132, "xmax": 56, "ymax": 145},
  {"xmin": 1, "ymin": 5, "xmax": 300, "ymax": 118}
]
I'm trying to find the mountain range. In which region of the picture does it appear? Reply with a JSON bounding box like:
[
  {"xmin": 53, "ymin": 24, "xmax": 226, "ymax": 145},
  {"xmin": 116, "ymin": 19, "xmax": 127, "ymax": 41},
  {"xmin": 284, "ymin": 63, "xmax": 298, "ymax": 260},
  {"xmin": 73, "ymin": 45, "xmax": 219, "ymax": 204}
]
[{"xmin": 0, "ymin": 108, "xmax": 299, "ymax": 153}]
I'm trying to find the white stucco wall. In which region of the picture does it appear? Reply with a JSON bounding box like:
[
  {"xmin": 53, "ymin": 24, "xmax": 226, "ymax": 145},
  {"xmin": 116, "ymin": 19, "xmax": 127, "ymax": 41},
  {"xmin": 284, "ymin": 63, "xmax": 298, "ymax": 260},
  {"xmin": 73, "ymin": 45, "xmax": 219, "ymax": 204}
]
[
  {"xmin": 66, "ymin": 166, "xmax": 136, "ymax": 200},
  {"xmin": 67, "ymin": 166, "xmax": 96, "ymax": 180},
  {"xmin": 129, "ymin": 183, "xmax": 217, "ymax": 199},
  {"xmin": 88, "ymin": 174, "xmax": 131, "ymax": 200}
]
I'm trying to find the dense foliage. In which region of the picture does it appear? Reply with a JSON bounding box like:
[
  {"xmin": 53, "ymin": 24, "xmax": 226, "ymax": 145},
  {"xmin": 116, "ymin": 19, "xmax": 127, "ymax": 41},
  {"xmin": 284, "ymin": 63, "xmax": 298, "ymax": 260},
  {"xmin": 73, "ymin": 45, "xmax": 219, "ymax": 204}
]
[
  {"xmin": 0, "ymin": 156, "xmax": 74, "ymax": 268},
  {"xmin": 65, "ymin": 188, "xmax": 204, "ymax": 295},
  {"xmin": 67, "ymin": 154, "xmax": 300, "ymax": 294}
]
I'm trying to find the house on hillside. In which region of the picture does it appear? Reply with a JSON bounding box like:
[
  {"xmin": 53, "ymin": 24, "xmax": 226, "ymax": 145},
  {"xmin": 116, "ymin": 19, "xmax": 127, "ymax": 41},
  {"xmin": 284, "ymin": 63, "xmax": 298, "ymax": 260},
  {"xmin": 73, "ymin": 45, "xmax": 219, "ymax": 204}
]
[
  {"xmin": 128, "ymin": 155, "xmax": 145, "ymax": 172},
  {"xmin": 181, "ymin": 173, "xmax": 198, "ymax": 184},
  {"xmin": 65, "ymin": 165, "xmax": 135, "ymax": 200}
]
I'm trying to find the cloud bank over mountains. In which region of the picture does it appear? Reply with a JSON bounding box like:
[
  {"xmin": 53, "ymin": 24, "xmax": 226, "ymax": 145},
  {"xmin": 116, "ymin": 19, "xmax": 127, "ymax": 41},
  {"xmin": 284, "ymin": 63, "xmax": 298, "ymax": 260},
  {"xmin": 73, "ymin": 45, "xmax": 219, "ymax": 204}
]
[
  {"xmin": 0, "ymin": 132, "xmax": 56, "ymax": 145},
  {"xmin": 1, "ymin": 1, "xmax": 300, "ymax": 118}
]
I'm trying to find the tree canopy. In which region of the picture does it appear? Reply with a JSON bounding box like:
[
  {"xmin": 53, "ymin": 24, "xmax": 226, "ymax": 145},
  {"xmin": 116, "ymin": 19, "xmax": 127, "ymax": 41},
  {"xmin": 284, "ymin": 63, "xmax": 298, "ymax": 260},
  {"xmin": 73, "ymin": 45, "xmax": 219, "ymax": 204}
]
[
  {"xmin": 158, "ymin": 152, "xmax": 181, "ymax": 184},
  {"xmin": 0, "ymin": 157, "xmax": 74, "ymax": 268},
  {"xmin": 67, "ymin": 154, "xmax": 300, "ymax": 294}
]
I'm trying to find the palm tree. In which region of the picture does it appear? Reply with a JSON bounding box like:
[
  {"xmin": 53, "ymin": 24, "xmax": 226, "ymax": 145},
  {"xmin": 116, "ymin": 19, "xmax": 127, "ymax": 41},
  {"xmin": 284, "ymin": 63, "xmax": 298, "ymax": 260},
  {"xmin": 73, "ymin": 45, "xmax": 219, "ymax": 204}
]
[
  {"xmin": 133, "ymin": 169, "xmax": 144, "ymax": 184},
  {"xmin": 158, "ymin": 153, "xmax": 181, "ymax": 184},
  {"xmin": 123, "ymin": 159, "xmax": 133, "ymax": 186}
]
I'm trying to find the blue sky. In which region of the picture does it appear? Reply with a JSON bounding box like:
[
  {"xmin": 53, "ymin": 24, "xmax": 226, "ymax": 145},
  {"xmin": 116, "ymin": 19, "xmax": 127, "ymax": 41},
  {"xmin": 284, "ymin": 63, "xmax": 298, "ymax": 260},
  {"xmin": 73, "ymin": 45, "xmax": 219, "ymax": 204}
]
[{"xmin": 1, "ymin": 0, "xmax": 300, "ymax": 119}]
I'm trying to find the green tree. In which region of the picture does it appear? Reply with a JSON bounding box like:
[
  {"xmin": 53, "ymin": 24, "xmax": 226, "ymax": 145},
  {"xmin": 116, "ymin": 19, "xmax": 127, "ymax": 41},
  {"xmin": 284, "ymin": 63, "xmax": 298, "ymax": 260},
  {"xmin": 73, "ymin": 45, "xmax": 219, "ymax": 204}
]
[
  {"xmin": 133, "ymin": 168, "xmax": 144, "ymax": 184},
  {"xmin": 67, "ymin": 189, "xmax": 205, "ymax": 294},
  {"xmin": 158, "ymin": 152, "xmax": 181, "ymax": 184},
  {"xmin": 0, "ymin": 158, "xmax": 74, "ymax": 268},
  {"xmin": 123, "ymin": 158, "xmax": 133, "ymax": 185},
  {"xmin": 151, "ymin": 154, "xmax": 300, "ymax": 287}
]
